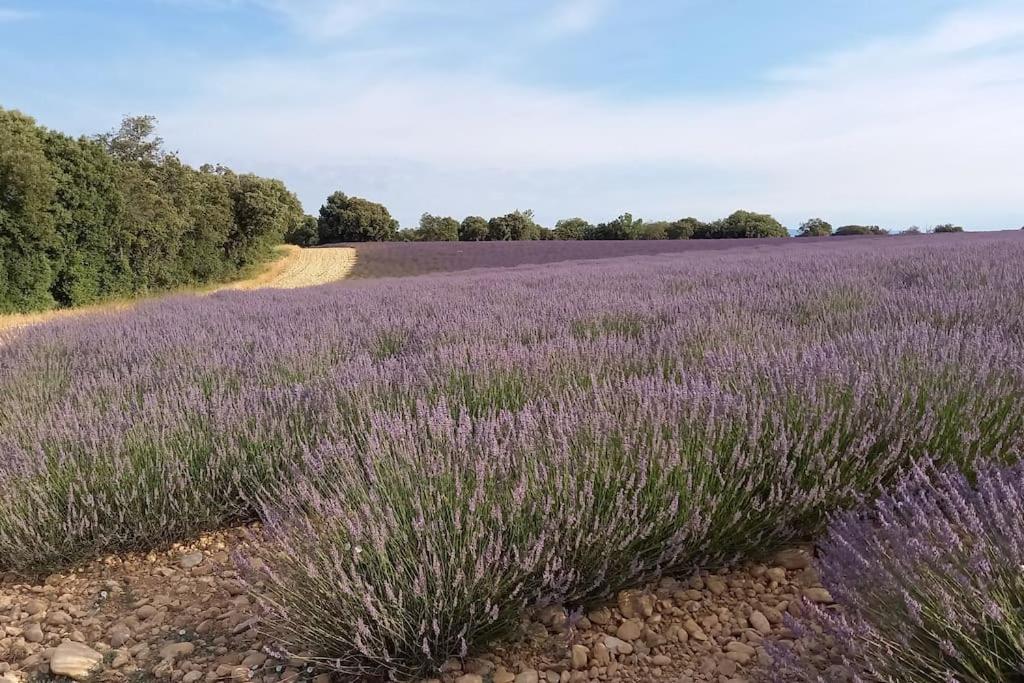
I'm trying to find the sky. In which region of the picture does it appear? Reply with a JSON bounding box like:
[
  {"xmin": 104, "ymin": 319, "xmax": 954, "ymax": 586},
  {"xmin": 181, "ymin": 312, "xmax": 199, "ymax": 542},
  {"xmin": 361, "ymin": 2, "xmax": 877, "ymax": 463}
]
[{"xmin": 1, "ymin": 1, "xmax": 1023, "ymax": 230}]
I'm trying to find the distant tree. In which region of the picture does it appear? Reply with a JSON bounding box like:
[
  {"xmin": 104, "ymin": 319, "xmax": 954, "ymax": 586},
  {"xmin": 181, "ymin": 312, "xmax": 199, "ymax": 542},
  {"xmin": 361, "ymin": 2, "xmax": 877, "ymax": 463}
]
[
  {"xmin": 666, "ymin": 217, "xmax": 702, "ymax": 239},
  {"xmin": 536, "ymin": 226, "xmax": 557, "ymax": 240},
  {"xmin": 317, "ymin": 192, "xmax": 398, "ymax": 243},
  {"xmin": 834, "ymin": 225, "xmax": 888, "ymax": 236},
  {"xmin": 637, "ymin": 221, "xmax": 668, "ymax": 240},
  {"xmin": 695, "ymin": 210, "xmax": 787, "ymax": 239},
  {"xmin": 285, "ymin": 215, "xmax": 320, "ymax": 246},
  {"xmin": 487, "ymin": 210, "xmax": 539, "ymax": 241},
  {"xmin": 227, "ymin": 174, "xmax": 305, "ymax": 268},
  {"xmin": 587, "ymin": 213, "xmax": 642, "ymax": 240},
  {"xmin": 459, "ymin": 216, "xmax": 489, "ymax": 241},
  {"xmin": 416, "ymin": 213, "xmax": 459, "ymax": 241},
  {"xmin": 0, "ymin": 109, "xmax": 58, "ymax": 312},
  {"xmin": 553, "ymin": 217, "xmax": 591, "ymax": 240},
  {"xmin": 797, "ymin": 218, "xmax": 833, "ymax": 237},
  {"xmin": 95, "ymin": 115, "xmax": 166, "ymax": 165},
  {"xmin": 933, "ymin": 224, "xmax": 964, "ymax": 233},
  {"xmin": 898, "ymin": 226, "xmax": 923, "ymax": 236}
]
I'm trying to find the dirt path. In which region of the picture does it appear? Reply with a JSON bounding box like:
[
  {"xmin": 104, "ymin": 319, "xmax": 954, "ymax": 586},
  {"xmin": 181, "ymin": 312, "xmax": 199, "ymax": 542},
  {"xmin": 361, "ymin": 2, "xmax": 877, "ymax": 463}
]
[{"xmin": 0, "ymin": 246, "xmax": 357, "ymax": 339}]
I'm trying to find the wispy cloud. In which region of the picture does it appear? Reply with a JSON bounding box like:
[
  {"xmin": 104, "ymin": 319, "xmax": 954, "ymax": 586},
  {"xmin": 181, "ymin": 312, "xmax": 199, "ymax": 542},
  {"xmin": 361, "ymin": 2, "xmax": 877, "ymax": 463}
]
[
  {"xmin": 539, "ymin": 0, "xmax": 612, "ymax": 38},
  {"xmin": 0, "ymin": 7, "xmax": 33, "ymax": 22},
  {"xmin": 159, "ymin": 3, "xmax": 1024, "ymax": 227},
  {"xmin": 252, "ymin": 0, "xmax": 432, "ymax": 39}
]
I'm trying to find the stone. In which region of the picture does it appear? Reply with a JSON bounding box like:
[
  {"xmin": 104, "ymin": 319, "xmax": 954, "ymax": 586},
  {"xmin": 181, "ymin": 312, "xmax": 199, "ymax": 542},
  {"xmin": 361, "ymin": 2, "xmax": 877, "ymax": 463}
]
[
  {"xmin": 749, "ymin": 610, "xmax": 771, "ymax": 635},
  {"xmin": 682, "ymin": 619, "xmax": 708, "ymax": 641},
  {"xmin": 651, "ymin": 654, "xmax": 671, "ymax": 666},
  {"xmin": 454, "ymin": 675, "xmax": 483, "ymax": 683},
  {"xmin": 135, "ymin": 605, "xmax": 158, "ymax": 620},
  {"xmin": 587, "ymin": 607, "xmax": 612, "ymax": 625},
  {"xmin": 493, "ymin": 669, "xmax": 515, "ymax": 683},
  {"xmin": 570, "ymin": 645, "xmax": 588, "ymax": 670},
  {"xmin": 602, "ymin": 636, "xmax": 633, "ymax": 655},
  {"xmin": 110, "ymin": 650, "xmax": 131, "ymax": 669},
  {"xmin": 717, "ymin": 657, "xmax": 738, "ymax": 676},
  {"xmin": 803, "ymin": 587, "xmax": 834, "ymax": 603},
  {"xmin": 23, "ymin": 599, "xmax": 46, "ymax": 616},
  {"xmin": 183, "ymin": 673, "xmax": 204, "ymax": 683},
  {"xmin": 616, "ymin": 619, "xmax": 643, "ymax": 641},
  {"xmin": 767, "ymin": 567, "xmax": 787, "ymax": 583},
  {"xmin": 46, "ymin": 610, "xmax": 72, "ymax": 626},
  {"xmin": 160, "ymin": 642, "xmax": 196, "ymax": 660},
  {"xmin": 705, "ymin": 576, "xmax": 727, "ymax": 596},
  {"xmin": 49, "ymin": 642, "xmax": 103, "ymax": 681},
  {"xmin": 242, "ymin": 652, "xmax": 267, "ymax": 668},
  {"xmin": 515, "ymin": 671, "xmax": 539, "ymax": 683},
  {"xmin": 180, "ymin": 552, "xmax": 205, "ymax": 569},
  {"xmin": 23, "ymin": 624, "xmax": 43, "ymax": 643},
  {"xmin": 773, "ymin": 548, "xmax": 811, "ymax": 570},
  {"xmin": 591, "ymin": 642, "xmax": 610, "ymax": 666},
  {"xmin": 108, "ymin": 624, "xmax": 131, "ymax": 648}
]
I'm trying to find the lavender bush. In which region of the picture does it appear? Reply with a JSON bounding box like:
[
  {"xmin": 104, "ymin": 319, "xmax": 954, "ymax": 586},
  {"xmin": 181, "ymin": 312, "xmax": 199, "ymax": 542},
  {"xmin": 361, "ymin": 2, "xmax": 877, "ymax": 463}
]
[
  {"xmin": 769, "ymin": 458, "xmax": 1024, "ymax": 682},
  {"xmin": 1, "ymin": 232, "xmax": 1023, "ymax": 677}
]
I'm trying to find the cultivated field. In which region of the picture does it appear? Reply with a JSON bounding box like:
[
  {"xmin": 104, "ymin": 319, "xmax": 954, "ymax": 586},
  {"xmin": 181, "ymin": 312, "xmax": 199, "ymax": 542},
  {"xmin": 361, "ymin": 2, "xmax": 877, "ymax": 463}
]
[
  {"xmin": 223, "ymin": 245, "xmax": 357, "ymax": 290},
  {"xmin": 1, "ymin": 232, "xmax": 1022, "ymax": 682}
]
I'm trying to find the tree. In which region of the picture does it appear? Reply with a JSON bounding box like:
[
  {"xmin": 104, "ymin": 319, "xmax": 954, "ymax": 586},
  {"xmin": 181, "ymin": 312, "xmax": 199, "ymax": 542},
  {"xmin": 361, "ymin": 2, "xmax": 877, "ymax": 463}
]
[
  {"xmin": 666, "ymin": 218, "xmax": 702, "ymax": 239},
  {"xmin": 694, "ymin": 211, "xmax": 787, "ymax": 239},
  {"xmin": 416, "ymin": 213, "xmax": 459, "ymax": 241},
  {"xmin": 933, "ymin": 224, "xmax": 964, "ymax": 233},
  {"xmin": 834, "ymin": 225, "xmax": 888, "ymax": 236},
  {"xmin": 797, "ymin": 218, "xmax": 833, "ymax": 237},
  {"xmin": 636, "ymin": 221, "xmax": 668, "ymax": 240},
  {"xmin": 459, "ymin": 216, "xmax": 489, "ymax": 241},
  {"xmin": 317, "ymin": 192, "xmax": 398, "ymax": 243},
  {"xmin": 285, "ymin": 215, "xmax": 320, "ymax": 246},
  {"xmin": 95, "ymin": 115, "xmax": 166, "ymax": 165},
  {"xmin": 587, "ymin": 213, "xmax": 642, "ymax": 240},
  {"xmin": 553, "ymin": 217, "xmax": 591, "ymax": 240},
  {"xmin": 898, "ymin": 226, "xmax": 923, "ymax": 236},
  {"xmin": 487, "ymin": 210, "xmax": 539, "ymax": 241},
  {"xmin": 0, "ymin": 109, "xmax": 57, "ymax": 312}
]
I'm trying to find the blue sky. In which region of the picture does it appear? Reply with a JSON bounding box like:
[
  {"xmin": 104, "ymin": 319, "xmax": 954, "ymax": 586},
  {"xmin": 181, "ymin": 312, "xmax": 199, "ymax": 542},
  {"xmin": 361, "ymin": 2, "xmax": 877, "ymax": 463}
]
[{"xmin": 2, "ymin": 1, "xmax": 1022, "ymax": 230}]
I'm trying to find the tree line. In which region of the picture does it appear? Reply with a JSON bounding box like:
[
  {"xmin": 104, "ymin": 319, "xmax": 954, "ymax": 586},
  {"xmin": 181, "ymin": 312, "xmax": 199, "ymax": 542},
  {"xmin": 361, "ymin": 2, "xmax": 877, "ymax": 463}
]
[
  {"xmin": 1, "ymin": 109, "xmax": 304, "ymax": 314},
  {"xmin": 288, "ymin": 192, "xmax": 967, "ymax": 245}
]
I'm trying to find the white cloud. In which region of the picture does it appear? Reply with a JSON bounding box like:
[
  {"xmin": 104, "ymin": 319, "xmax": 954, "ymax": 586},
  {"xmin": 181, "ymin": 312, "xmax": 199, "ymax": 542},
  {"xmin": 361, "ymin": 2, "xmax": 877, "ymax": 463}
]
[
  {"xmin": 539, "ymin": 0, "xmax": 612, "ymax": 38},
  {"xmin": 160, "ymin": 3, "xmax": 1024, "ymax": 228}
]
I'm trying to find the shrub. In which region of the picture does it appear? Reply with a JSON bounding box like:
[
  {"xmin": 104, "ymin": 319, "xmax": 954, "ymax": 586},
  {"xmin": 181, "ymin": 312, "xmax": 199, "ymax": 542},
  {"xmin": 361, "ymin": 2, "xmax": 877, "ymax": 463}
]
[
  {"xmin": 318, "ymin": 191, "xmax": 399, "ymax": 243},
  {"xmin": 487, "ymin": 210, "xmax": 539, "ymax": 241},
  {"xmin": 585, "ymin": 213, "xmax": 642, "ymax": 240},
  {"xmin": 933, "ymin": 224, "xmax": 965, "ymax": 234},
  {"xmin": 768, "ymin": 459, "xmax": 1024, "ymax": 682},
  {"xmin": 553, "ymin": 217, "xmax": 591, "ymax": 240},
  {"xmin": 285, "ymin": 215, "xmax": 320, "ymax": 246},
  {"xmin": 666, "ymin": 217, "xmax": 703, "ymax": 239}
]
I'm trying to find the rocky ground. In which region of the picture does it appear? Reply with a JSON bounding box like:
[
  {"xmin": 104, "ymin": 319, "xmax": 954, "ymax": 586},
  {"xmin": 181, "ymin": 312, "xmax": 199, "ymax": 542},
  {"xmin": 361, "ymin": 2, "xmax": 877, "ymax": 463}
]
[{"xmin": 0, "ymin": 529, "xmax": 832, "ymax": 683}]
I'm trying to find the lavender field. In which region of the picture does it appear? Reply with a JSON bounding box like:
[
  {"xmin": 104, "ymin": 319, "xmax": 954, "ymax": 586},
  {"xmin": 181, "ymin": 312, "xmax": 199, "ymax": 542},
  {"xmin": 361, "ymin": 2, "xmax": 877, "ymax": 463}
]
[{"xmin": 1, "ymin": 232, "xmax": 1023, "ymax": 679}]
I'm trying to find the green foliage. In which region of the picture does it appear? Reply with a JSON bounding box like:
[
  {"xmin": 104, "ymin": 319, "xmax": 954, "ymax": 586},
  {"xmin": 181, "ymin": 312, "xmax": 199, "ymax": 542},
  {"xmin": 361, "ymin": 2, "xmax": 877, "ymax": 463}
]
[
  {"xmin": 0, "ymin": 109, "xmax": 58, "ymax": 313},
  {"xmin": 695, "ymin": 210, "xmax": 788, "ymax": 239},
  {"xmin": 317, "ymin": 191, "xmax": 398, "ymax": 243},
  {"xmin": 285, "ymin": 215, "xmax": 320, "ymax": 247},
  {"xmin": 666, "ymin": 217, "xmax": 702, "ymax": 239},
  {"xmin": 459, "ymin": 216, "xmax": 489, "ymax": 241},
  {"xmin": 898, "ymin": 226, "xmax": 923, "ymax": 236},
  {"xmin": 487, "ymin": 210, "xmax": 539, "ymax": 241},
  {"xmin": 554, "ymin": 217, "xmax": 592, "ymax": 240},
  {"xmin": 416, "ymin": 213, "xmax": 460, "ymax": 241},
  {"xmin": 933, "ymin": 224, "xmax": 964, "ymax": 233},
  {"xmin": 0, "ymin": 108, "xmax": 305, "ymax": 313},
  {"xmin": 637, "ymin": 221, "xmax": 669, "ymax": 240},
  {"xmin": 834, "ymin": 225, "xmax": 888, "ymax": 236},
  {"xmin": 798, "ymin": 218, "xmax": 833, "ymax": 237},
  {"xmin": 586, "ymin": 213, "xmax": 642, "ymax": 240}
]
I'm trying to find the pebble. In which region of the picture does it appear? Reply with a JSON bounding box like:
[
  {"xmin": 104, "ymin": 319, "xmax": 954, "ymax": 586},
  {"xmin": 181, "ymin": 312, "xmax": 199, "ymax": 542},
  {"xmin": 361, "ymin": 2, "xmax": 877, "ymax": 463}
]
[{"xmin": 50, "ymin": 641, "xmax": 103, "ymax": 681}]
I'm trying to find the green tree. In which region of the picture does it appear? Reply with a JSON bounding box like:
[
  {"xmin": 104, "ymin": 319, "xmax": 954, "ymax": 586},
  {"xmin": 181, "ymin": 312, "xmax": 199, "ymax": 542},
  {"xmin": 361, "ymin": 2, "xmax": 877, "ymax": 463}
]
[
  {"xmin": 933, "ymin": 224, "xmax": 964, "ymax": 233},
  {"xmin": 695, "ymin": 210, "xmax": 787, "ymax": 239},
  {"xmin": 229, "ymin": 174, "xmax": 305, "ymax": 267},
  {"xmin": 317, "ymin": 192, "xmax": 398, "ymax": 243},
  {"xmin": 95, "ymin": 115, "xmax": 166, "ymax": 165},
  {"xmin": 834, "ymin": 225, "xmax": 888, "ymax": 236},
  {"xmin": 797, "ymin": 218, "xmax": 833, "ymax": 237},
  {"xmin": 636, "ymin": 221, "xmax": 668, "ymax": 240},
  {"xmin": 666, "ymin": 217, "xmax": 702, "ymax": 239},
  {"xmin": 487, "ymin": 210, "xmax": 539, "ymax": 241},
  {"xmin": 416, "ymin": 213, "xmax": 459, "ymax": 241},
  {"xmin": 459, "ymin": 216, "xmax": 489, "ymax": 241},
  {"xmin": 0, "ymin": 109, "xmax": 58, "ymax": 312},
  {"xmin": 587, "ymin": 213, "xmax": 642, "ymax": 240},
  {"xmin": 554, "ymin": 217, "xmax": 591, "ymax": 240},
  {"xmin": 285, "ymin": 215, "xmax": 320, "ymax": 246}
]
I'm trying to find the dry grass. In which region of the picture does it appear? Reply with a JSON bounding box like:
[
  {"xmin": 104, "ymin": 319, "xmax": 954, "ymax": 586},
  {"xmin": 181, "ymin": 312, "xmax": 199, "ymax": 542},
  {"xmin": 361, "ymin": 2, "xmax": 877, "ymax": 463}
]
[{"xmin": 0, "ymin": 245, "xmax": 357, "ymax": 339}]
